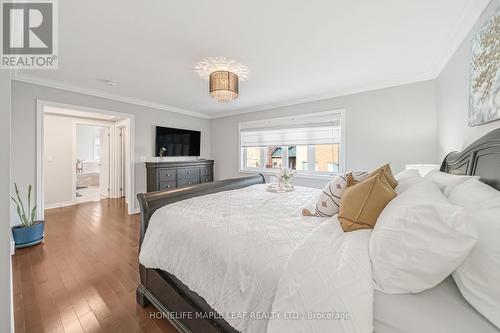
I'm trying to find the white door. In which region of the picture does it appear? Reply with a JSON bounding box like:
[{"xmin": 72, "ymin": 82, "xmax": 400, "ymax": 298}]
[{"xmin": 99, "ymin": 127, "xmax": 110, "ymax": 198}]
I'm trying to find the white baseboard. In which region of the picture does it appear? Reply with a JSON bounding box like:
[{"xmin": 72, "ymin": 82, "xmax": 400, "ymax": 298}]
[
  {"xmin": 132, "ymin": 207, "xmax": 140, "ymax": 215},
  {"xmin": 45, "ymin": 200, "xmax": 77, "ymax": 210}
]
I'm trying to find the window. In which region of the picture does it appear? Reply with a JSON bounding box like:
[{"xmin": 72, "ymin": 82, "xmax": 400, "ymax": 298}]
[{"xmin": 239, "ymin": 111, "xmax": 344, "ymax": 176}]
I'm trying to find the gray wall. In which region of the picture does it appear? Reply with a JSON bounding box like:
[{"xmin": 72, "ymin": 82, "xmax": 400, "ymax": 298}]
[
  {"xmin": 1, "ymin": 71, "xmax": 12, "ymax": 332},
  {"xmin": 211, "ymin": 80, "xmax": 438, "ymax": 188},
  {"xmin": 437, "ymin": 0, "xmax": 500, "ymax": 159},
  {"xmin": 11, "ymin": 81, "xmax": 211, "ymax": 217}
]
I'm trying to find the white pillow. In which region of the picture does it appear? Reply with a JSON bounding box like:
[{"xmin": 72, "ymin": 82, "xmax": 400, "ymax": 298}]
[
  {"xmin": 370, "ymin": 180, "xmax": 477, "ymax": 294},
  {"xmin": 448, "ymin": 178, "xmax": 500, "ymax": 210},
  {"xmin": 308, "ymin": 171, "xmax": 368, "ymax": 217},
  {"xmin": 449, "ymin": 179, "xmax": 500, "ymax": 328},
  {"xmin": 424, "ymin": 170, "xmax": 480, "ymax": 196},
  {"xmin": 394, "ymin": 169, "xmax": 423, "ymax": 194}
]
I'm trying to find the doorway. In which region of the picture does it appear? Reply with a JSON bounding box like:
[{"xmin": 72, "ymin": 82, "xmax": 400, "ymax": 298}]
[
  {"xmin": 75, "ymin": 124, "xmax": 110, "ymax": 204},
  {"xmin": 36, "ymin": 100, "xmax": 135, "ymax": 217}
]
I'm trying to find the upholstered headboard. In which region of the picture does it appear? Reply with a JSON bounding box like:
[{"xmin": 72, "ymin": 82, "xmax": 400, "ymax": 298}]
[{"xmin": 440, "ymin": 128, "xmax": 500, "ymax": 191}]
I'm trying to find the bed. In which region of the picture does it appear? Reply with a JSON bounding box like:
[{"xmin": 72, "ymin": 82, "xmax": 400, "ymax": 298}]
[{"xmin": 136, "ymin": 128, "xmax": 500, "ymax": 333}]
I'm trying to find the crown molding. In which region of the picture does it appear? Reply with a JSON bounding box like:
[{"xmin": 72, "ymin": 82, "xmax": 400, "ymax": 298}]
[
  {"xmin": 11, "ymin": 0, "xmax": 490, "ymax": 122},
  {"xmin": 209, "ymin": 0, "xmax": 493, "ymax": 119},
  {"xmin": 11, "ymin": 73, "xmax": 210, "ymax": 119},
  {"xmin": 207, "ymin": 71, "xmax": 435, "ymax": 119},
  {"xmin": 430, "ymin": 0, "xmax": 492, "ymax": 78}
]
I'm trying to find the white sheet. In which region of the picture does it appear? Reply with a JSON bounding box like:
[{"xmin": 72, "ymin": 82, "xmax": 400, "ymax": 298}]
[
  {"xmin": 140, "ymin": 184, "xmax": 326, "ymax": 332},
  {"xmin": 374, "ymin": 277, "xmax": 500, "ymax": 333}
]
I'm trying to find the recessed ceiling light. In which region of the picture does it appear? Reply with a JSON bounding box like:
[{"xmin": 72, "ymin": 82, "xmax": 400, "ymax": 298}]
[
  {"xmin": 98, "ymin": 79, "xmax": 118, "ymax": 87},
  {"xmin": 104, "ymin": 79, "xmax": 117, "ymax": 87}
]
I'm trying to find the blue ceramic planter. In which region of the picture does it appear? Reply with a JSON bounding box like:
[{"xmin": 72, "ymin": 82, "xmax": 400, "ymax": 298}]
[{"xmin": 12, "ymin": 221, "xmax": 45, "ymax": 248}]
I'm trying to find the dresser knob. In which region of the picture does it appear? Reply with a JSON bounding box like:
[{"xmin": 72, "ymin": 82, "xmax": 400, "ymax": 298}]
[
  {"xmin": 188, "ymin": 181, "xmax": 191, "ymax": 185},
  {"xmin": 205, "ymin": 178, "xmax": 208, "ymax": 182},
  {"xmin": 167, "ymin": 173, "xmax": 170, "ymax": 177},
  {"xmin": 167, "ymin": 185, "xmax": 170, "ymax": 188},
  {"xmin": 187, "ymin": 171, "xmax": 191, "ymax": 175}
]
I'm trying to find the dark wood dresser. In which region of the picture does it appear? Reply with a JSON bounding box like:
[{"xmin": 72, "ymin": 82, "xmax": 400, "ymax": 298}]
[{"xmin": 145, "ymin": 160, "xmax": 214, "ymax": 192}]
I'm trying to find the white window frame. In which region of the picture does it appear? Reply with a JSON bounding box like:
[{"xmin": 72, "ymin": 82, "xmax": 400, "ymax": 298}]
[{"xmin": 238, "ymin": 109, "xmax": 346, "ymax": 179}]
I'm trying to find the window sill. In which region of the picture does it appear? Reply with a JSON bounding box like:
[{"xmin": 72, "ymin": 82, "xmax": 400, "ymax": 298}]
[{"xmin": 239, "ymin": 169, "xmax": 337, "ymax": 180}]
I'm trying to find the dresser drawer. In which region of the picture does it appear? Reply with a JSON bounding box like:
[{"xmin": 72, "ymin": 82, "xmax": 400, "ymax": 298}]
[
  {"xmin": 159, "ymin": 181, "xmax": 176, "ymax": 190},
  {"xmin": 200, "ymin": 175, "xmax": 213, "ymax": 183},
  {"xmin": 158, "ymin": 169, "xmax": 176, "ymax": 181},
  {"xmin": 177, "ymin": 168, "xmax": 199, "ymax": 179},
  {"xmin": 200, "ymin": 166, "xmax": 212, "ymax": 176},
  {"xmin": 177, "ymin": 178, "xmax": 199, "ymax": 187}
]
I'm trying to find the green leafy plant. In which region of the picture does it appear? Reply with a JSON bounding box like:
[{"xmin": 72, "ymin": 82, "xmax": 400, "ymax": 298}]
[{"xmin": 11, "ymin": 183, "xmax": 37, "ymax": 227}]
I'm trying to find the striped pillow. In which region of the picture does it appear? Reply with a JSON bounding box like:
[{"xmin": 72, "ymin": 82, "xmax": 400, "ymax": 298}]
[{"xmin": 303, "ymin": 171, "xmax": 369, "ymax": 217}]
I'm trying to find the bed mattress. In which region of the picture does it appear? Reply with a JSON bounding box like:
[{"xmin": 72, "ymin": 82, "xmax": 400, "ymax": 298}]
[
  {"xmin": 140, "ymin": 183, "xmax": 499, "ymax": 333},
  {"xmin": 139, "ymin": 184, "xmax": 326, "ymax": 332},
  {"xmin": 374, "ymin": 276, "xmax": 499, "ymax": 333}
]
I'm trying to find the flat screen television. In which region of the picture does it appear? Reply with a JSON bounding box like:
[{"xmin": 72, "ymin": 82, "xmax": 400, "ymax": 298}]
[{"xmin": 155, "ymin": 126, "xmax": 201, "ymax": 157}]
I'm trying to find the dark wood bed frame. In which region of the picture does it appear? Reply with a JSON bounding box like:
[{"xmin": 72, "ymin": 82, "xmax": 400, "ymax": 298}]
[{"xmin": 137, "ymin": 128, "xmax": 500, "ymax": 333}]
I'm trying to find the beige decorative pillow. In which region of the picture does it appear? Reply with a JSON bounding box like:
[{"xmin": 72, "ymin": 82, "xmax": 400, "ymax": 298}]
[
  {"xmin": 338, "ymin": 171, "xmax": 397, "ymax": 232},
  {"xmin": 302, "ymin": 171, "xmax": 368, "ymax": 217},
  {"xmin": 370, "ymin": 164, "xmax": 398, "ymax": 189}
]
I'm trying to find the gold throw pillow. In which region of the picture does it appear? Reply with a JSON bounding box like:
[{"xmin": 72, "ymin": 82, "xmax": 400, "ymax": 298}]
[
  {"xmin": 370, "ymin": 164, "xmax": 398, "ymax": 189},
  {"xmin": 338, "ymin": 171, "xmax": 397, "ymax": 232}
]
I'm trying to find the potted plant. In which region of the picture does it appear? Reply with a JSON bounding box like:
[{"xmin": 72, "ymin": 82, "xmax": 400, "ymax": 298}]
[{"xmin": 11, "ymin": 183, "xmax": 45, "ymax": 248}]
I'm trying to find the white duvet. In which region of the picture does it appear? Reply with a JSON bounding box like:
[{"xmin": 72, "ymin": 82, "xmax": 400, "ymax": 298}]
[{"xmin": 139, "ymin": 184, "xmax": 373, "ymax": 333}]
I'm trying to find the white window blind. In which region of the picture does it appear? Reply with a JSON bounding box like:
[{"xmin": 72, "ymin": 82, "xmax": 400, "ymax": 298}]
[{"xmin": 240, "ymin": 112, "xmax": 341, "ymax": 147}]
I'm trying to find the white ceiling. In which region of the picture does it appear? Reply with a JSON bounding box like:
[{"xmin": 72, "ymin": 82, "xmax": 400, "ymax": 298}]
[{"xmin": 15, "ymin": 0, "xmax": 491, "ymax": 118}]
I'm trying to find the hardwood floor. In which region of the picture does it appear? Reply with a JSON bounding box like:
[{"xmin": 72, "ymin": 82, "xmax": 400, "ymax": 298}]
[{"xmin": 13, "ymin": 199, "xmax": 177, "ymax": 333}]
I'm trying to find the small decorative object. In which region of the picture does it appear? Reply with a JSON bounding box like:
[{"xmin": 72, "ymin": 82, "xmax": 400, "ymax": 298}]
[
  {"xmin": 11, "ymin": 183, "xmax": 45, "ymax": 248},
  {"xmin": 266, "ymin": 184, "xmax": 296, "ymax": 193},
  {"xmin": 194, "ymin": 57, "xmax": 249, "ymax": 104},
  {"xmin": 76, "ymin": 159, "xmax": 83, "ymax": 173},
  {"xmin": 468, "ymin": 7, "xmax": 500, "ymax": 126},
  {"xmin": 266, "ymin": 169, "xmax": 296, "ymax": 193},
  {"xmin": 279, "ymin": 168, "xmax": 296, "ymax": 189},
  {"xmin": 269, "ymin": 175, "xmax": 279, "ymax": 188}
]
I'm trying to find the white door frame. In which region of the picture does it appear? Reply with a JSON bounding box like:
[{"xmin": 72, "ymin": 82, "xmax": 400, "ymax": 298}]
[
  {"xmin": 36, "ymin": 99, "xmax": 136, "ymax": 217},
  {"xmin": 115, "ymin": 124, "xmax": 127, "ymax": 199}
]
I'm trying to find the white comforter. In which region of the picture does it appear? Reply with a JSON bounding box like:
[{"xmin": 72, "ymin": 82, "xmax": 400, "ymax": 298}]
[
  {"xmin": 139, "ymin": 184, "xmax": 373, "ymax": 333},
  {"xmin": 268, "ymin": 220, "xmax": 372, "ymax": 333}
]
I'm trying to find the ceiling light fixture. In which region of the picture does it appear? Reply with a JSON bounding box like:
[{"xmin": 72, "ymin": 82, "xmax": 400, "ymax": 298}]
[
  {"xmin": 209, "ymin": 71, "xmax": 239, "ymax": 104},
  {"xmin": 195, "ymin": 57, "xmax": 249, "ymax": 104}
]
